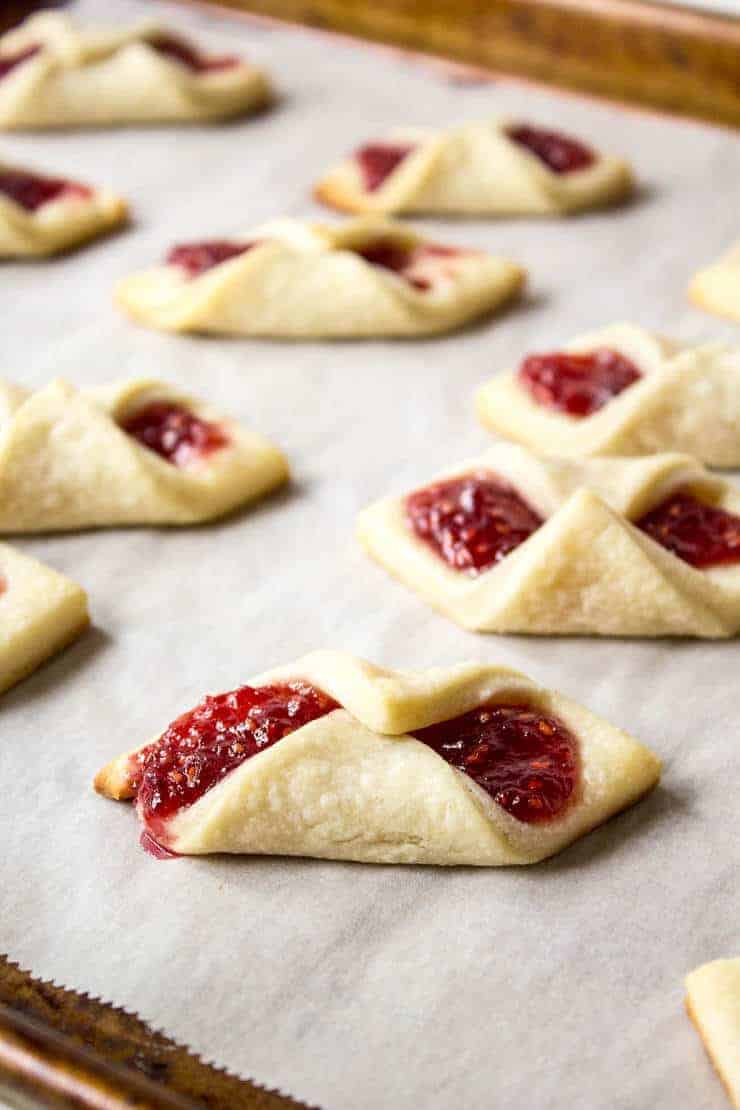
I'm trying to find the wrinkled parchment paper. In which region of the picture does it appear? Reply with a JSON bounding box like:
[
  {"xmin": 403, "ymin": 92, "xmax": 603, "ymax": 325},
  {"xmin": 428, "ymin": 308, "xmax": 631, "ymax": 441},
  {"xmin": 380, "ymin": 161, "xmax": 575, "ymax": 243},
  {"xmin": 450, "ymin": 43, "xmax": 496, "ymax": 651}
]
[{"xmin": 2, "ymin": 2, "xmax": 739, "ymax": 1107}]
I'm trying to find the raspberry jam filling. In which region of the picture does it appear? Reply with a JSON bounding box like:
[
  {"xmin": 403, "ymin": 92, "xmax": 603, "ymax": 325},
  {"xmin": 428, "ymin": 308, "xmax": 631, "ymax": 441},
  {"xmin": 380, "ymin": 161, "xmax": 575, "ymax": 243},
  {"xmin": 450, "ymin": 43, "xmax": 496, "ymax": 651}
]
[
  {"xmin": 506, "ymin": 124, "xmax": 595, "ymax": 174},
  {"xmin": 354, "ymin": 239, "xmax": 461, "ymax": 292},
  {"xmin": 0, "ymin": 170, "xmax": 92, "ymax": 213},
  {"xmin": 0, "ymin": 44, "xmax": 41, "ymax": 81},
  {"xmin": 518, "ymin": 348, "xmax": 642, "ymax": 417},
  {"xmin": 412, "ymin": 703, "xmax": 579, "ymax": 824},
  {"xmin": 355, "ymin": 143, "xmax": 416, "ymax": 191},
  {"xmin": 121, "ymin": 401, "xmax": 228, "ymax": 467},
  {"xmin": 636, "ymin": 491, "xmax": 740, "ymax": 569},
  {"xmin": 149, "ymin": 33, "xmax": 239, "ymax": 73},
  {"xmin": 167, "ymin": 240, "xmax": 257, "ymax": 279},
  {"xmin": 406, "ymin": 471, "xmax": 544, "ymax": 574},
  {"xmin": 131, "ymin": 682, "xmax": 338, "ymax": 845}
]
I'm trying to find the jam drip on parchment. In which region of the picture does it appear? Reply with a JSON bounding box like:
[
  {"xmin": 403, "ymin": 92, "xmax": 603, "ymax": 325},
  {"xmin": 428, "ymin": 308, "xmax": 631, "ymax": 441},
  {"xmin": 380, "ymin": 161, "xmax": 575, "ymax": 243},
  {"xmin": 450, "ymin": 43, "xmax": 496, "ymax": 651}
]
[
  {"xmin": 518, "ymin": 348, "xmax": 642, "ymax": 417},
  {"xmin": 637, "ymin": 491, "xmax": 740, "ymax": 569},
  {"xmin": 406, "ymin": 471, "xmax": 544, "ymax": 574},
  {"xmin": 412, "ymin": 703, "xmax": 579, "ymax": 824}
]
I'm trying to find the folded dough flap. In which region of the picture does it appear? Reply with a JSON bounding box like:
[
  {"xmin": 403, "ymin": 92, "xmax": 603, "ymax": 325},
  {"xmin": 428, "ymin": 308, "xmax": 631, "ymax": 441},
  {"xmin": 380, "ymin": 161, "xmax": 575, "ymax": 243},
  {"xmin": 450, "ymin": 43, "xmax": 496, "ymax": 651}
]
[
  {"xmin": 96, "ymin": 652, "xmax": 661, "ymax": 865},
  {"xmin": 686, "ymin": 958, "xmax": 740, "ymax": 1107}
]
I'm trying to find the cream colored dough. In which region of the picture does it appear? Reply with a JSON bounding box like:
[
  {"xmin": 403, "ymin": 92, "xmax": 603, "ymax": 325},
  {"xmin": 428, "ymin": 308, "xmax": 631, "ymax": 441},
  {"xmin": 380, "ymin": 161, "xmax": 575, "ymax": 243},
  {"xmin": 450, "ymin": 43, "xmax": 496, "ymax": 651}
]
[
  {"xmin": 686, "ymin": 958, "xmax": 740, "ymax": 1108},
  {"xmin": 0, "ymin": 543, "xmax": 88, "ymax": 695},
  {"xmin": 0, "ymin": 13, "xmax": 271, "ymax": 129},
  {"xmin": 690, "ymin": 239, "xmax": 740, "ymax": 323},
  {"xmin": 314, "ymin": 120, "xmax": 632, "ymax": 216},
  {"xmin": 0, "ymin": 377, "xmax": 288, "ymax": 532},
  {"xmin": 114, "ymin": 217, "xmax": 524, "ymax": 338},
  {"xmin": 0, "ymin": 160, "xmax": 127, "ymax": 257},
  {"xmin": 357, "ymin": 445, "xmax": 740, "ymax": 637},
  {"xmin": 476, "ymin": 323, "xmax": 740, "ymax": 467},
  {"xmin": 95, "ymin": 650, "xmax": 661, "ymax": 865}
]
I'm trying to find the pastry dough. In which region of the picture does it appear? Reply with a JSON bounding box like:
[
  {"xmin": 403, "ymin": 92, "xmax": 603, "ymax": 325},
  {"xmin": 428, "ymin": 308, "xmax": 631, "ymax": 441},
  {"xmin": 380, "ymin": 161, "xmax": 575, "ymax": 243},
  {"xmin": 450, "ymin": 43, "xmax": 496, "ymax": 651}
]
[
  {"xmin": 0, "ymin": 377, "xmax": 288, "ymax": 532},
  {"xmin": 476, "ymin": 323, "xmax": 740, "ymax": 467},
  {"xmin": 0, "ymin": 543, "xmax": 88, "ymax": 695},
  {"xmin": 314, "ymin": 120, "xmax": 632, "ymax": 216},
  {"xmin": 0, "ymin": 159, "xmax": 127, "ymax": 257},
  {"xmin": 0, "ymin": 13, "xmax": 271, "ymax": 129},
  {"xmin": 95, "ymin": 651, "xmax": 661, "ymax": 865},
  {"xmin": 357, "ymin": 444, "xmax": 740, "ymax": 637},
  {"xmin": 686, "ymin": 958, "xmax": 740, "ymax": 1108},
  {"xmin": 115, "ymin": 217, "xmax": 524, "ymax": 338},
  {"xmin": 690, "ymin": 240, "xmax": 740, "ymax": 323}
]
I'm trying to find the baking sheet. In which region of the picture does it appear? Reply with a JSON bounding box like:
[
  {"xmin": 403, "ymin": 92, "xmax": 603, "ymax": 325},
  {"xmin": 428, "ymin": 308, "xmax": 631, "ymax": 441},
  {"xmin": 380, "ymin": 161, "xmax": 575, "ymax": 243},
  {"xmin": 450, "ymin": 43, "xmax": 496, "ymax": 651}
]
[{"xmin": 1, "ymin": 2, "xmax": 739, "ymax": 1107}]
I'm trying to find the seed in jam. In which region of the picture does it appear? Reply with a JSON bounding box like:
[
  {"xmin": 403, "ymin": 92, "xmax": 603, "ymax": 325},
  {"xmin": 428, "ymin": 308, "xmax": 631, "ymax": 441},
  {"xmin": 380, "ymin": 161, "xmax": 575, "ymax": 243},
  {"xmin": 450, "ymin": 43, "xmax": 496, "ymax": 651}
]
[
  {"xmin": 355, "ymin": 143, "xmax": 416, "ymax": 191},
  {"xmin": 148, "ymin": 33, "xmax": 239, "ymax": 73},
  {"xmin": 412, "ymin": 703, "xmax": 579, "ymax": 823},
  {"xmin": 121, "ymin": 401, "xmax": 228, "ymax": 467},
  {"xmin": 166, "ymin": 240, "xmax": 258, "ymax": 279},
  {"xmin": 0, "ymin": 169, "xmax": 91, "ymax": 213},
  {"xmin": 406, "ymin": 471, "xmax": 543, "ymax": 574},
  {"xmin": 0, "ymin": 44, "xmax": 41, "ymax": 81},
  {"xmin": 637, "ymin": 491, "xmax": 740, "ymax": 569},
  {"xmin": 506, "ymin": 124, "xmax": 595, "ymax": 174},
  {"xmin": 131, "ymin": 683, "xmax": 339, "ymax": 843},
  {"xmin": 518, "ymin": 348, "xmax": 642, "ymax": 417}
]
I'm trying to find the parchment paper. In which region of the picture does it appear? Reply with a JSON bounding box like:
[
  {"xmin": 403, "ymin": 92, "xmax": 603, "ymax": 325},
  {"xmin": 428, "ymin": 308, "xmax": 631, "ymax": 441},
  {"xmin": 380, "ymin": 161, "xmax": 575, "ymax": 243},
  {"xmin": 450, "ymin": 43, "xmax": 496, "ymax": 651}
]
[{"xmin": 2, "ymin": 3, "xmax": 739, "ymax": 1107}]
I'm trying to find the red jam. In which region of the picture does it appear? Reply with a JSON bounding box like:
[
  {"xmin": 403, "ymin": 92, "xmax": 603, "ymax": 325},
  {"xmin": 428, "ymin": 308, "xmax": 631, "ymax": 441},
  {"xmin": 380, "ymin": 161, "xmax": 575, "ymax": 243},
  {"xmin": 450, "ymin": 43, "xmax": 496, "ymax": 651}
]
[
  {"xmin": 518, "ymin": 348, "xmax": 642, "ymax": 417},
  {"xmin": 131, "ymin": 683, "xmax": 338, "ymax": 841},
  {"xmin": 121, "ymin": 402, "xmax": 228, "ymax": 467},
  {"xmin": 354, "ymin": 239, "xmax": 461, "ymax": 291},
  {"xmin": 149, "ymin": 33, "xmax": 239, "ymax": 73},
  {"xmin": 167, "ymin": 240, "xmax": 257, "ymax": 279},
  {"xmin": 0, "ymin": 170, "xmax": 91, "ymax": 212},
  {"xmin": 356, "ymin": 143, "xmax": 416, "ymax": 191},
  {"xmin": 412, "ymin": 703, "xmax": 579, "ymax": 823},
  {"xmin": 506, "ymin": 124, "xmax": 595, "ymax": 174},
  {"xmin": 0, "ymin": 44, "xmax": 41, "ymax": 81},
  {"xmin": 406, "ymin": 471, "xmax": 543, "ymax": 574},
  {"xmin": 637, "ymin": 491, "xmax": 740, "ymax": 569}
]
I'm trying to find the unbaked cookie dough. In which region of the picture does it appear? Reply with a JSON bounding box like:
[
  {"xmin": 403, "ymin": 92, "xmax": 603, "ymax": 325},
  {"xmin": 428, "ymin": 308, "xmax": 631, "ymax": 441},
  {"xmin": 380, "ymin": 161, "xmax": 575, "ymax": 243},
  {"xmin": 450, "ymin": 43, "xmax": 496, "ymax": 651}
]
[
  {"xmin": 95, "ymin": 650, "xmax": 661, "ymax": 864},
  {"xmin": 0, "ymin": 543, "xmax": 88, "ymax": 696},
  {"xmin": 0, "ymin": 377, "xmax": 288, "ymax": 531},
  {"xmin": 475, "ymin": 323, "xmax": 740, "ymax": 467},
  {"xmin": 314, "ymin": 120, "xmax": 632, "ymax": 216},
  {"xmin": 0, "ymin": 12, "xmax": 271, "ymax": 129},
  {"xmin": 357, "ymin": 444, "xmax": 740, "ymax": 637},
  {"xmin": 115, "ymin": 217, "xmax": 524, "ymax": 338},
  {"xmin": 0, "ymin": 159, "xmax": 127, "ymax": 257}
]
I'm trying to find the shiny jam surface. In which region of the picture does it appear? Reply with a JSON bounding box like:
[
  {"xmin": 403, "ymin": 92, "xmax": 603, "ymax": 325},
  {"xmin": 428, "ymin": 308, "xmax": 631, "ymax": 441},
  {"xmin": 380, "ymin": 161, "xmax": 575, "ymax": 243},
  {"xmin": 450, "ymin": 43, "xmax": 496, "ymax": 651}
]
[
  {"xmin": 0, "ymin": 44, "xmax": 41, "ymax": 81},
  {"xmin": 356, "ymin": 143, "xmax": 416, "ymax": 191},
  {"xmin": 167, "ymin": 239, "xmax": 257, "ymax": 278},
  {"xmin": 518, "ymin": 347, "xmax": 642, "ymax": 417},
  {"xmin": 637, "ymin": 491, "xmax": 740, "ymax": 569},
  {"xmin": 506, "ymin": 124, "xmax": 595, "ymax": 173},
  {"xmin": 132, "ymin": 683, "xmax": 338, "ymax": 839},
  {"xmin": 413, "ymin": 703, "xmax": 579, "ymax": 823},
  {"xmin": 0, "ymin": 170, "xmax": 91, "ymax": 212},
  {"xmin": 406, "ymin": 471, "xmax": 543, "ymax": 574},
  {"xmin": 149, "ymin": 33, "xmax": 239, "ymax": 72},
  {"xmin": 121, "ymin": 402, "xmax": 228, "ymax": 467},
  {"xmin": 354, "ymin": 239, "xmax": 461, "ymax": 291}
]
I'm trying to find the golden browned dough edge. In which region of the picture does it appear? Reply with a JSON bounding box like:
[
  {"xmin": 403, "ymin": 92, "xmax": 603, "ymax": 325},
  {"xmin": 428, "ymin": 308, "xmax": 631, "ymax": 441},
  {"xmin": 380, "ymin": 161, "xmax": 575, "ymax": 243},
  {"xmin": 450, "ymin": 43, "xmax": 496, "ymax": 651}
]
[{"xmin": 685, "ymin": 995, "xmax": 737, "ymax": 1107}]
